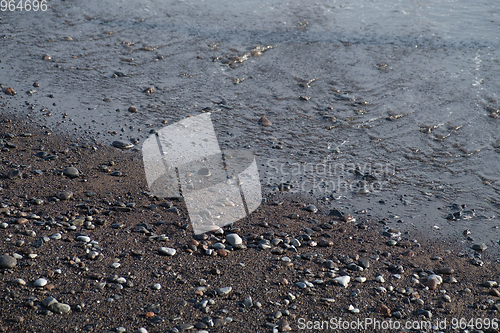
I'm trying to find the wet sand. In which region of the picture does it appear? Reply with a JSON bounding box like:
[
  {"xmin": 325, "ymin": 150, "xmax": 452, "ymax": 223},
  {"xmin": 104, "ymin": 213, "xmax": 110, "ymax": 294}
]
[{"xmin": 1, "ymin": 116, "xmax": 500, "ymax": 332}]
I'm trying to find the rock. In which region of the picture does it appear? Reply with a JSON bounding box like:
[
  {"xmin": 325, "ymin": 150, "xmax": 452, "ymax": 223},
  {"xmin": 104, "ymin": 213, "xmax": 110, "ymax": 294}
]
[
  {"xmin": 2, "ymin": 87, "xmax": 16, "ymax": 96},
  {"xmin": 14, "ymin": 278, "xmax": 26, "ymax": 285},
  {"xmin": 258, "ymin": 116, "xmax": 272, "ymax": 126},
  {"xmin": 152, "ymin": 283, "xmax": 161, "ymax": 290},
  {"xmin": 216, "ymin": 286, "xmax": 232, "ymax": 296},
  {"xmin": 34, "ymin": 278, "xmax": 48, "ymax": 287},
  {"xmin": 50, "ymin": 302, "xmax": 71, "ymax": 314},
  {"xmin": 159, "ymin": 247, "xmax": 176, "ymax": 256},
  {"xmin": 355, "ymin": 277, "xmax": 367, "ymax": 283},
  {"xmin": 7, "ymin": 169, "xmax": 22, "ymax": 179},
  {"xmin": 112, "ymin": 140, "xmax": 134, "ymax": 150},
  {"xmin": 77, "ymin": 235, "xmax": 91, "ymax": 243},
  {"xmin": 439, "ymin": 267, "xmax": 454, "ymax": 274},
  {"xmin": 62, "ymin": 167, "xmax": 79, "ymax": 178},
  {"xmin": 225, "ymin": 233, "xmax": 242, "ymax": 247},
  {"xmin": 427, "ymin": 274, "xmax": 443, "ymax": 284},
  {"xmin": 472, "ymin": 243, "xmax": 487, "ymax": 252},
  {"xmin": 489, "ymin": 288, "xmax": 500, "ymax": 297},
  {"xmin": 277, "ymin": 319, "xmax": 291, "ymax": 331},
  {"xmin": 334, "ymin": 276, "xmax": 350, "ymax": 288},
  {"xmin": 58, "ymin": 191, "xmax": 74, "ymax": 200},
  {"xmin": 483, "ymin": 280, "xmax": 498, "ymax": 288},
  {"xmin": 379, "ymin": 304, "xmax": 391, "ymax": 317},
  {"xmin": 304, "ymin": 204, "xmax": 318, "ymax": 213},
  {"xmin": 0, "ymin": 255, "xmax": 17, "ymax": 269},
  {"xmin": 42, "ymin": 296, "xmax": 58, "ymax": 307},
  {"xmin": 128, "ymin": 106, "xmax": 138, "ymax": 113},
  {"xmin": 295, "ymin": 282, "xmax": 307, "ymax": 289},
  {"xmin": 424, "ymin": 278, "xmax": 437, "ymax": 290},
  {"xmin": 243, "ymin": 296, "xmax": 253, "ymax": 308}
]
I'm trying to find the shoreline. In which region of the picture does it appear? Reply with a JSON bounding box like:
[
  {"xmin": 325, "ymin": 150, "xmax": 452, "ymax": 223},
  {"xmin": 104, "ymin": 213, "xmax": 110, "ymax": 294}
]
[{"xmin": 1, "ymin": 116, "xmax": 499, "ymax": 332}]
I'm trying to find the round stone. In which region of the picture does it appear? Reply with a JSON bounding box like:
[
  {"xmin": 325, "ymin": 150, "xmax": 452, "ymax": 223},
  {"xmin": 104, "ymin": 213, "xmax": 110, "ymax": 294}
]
[
  {"xmin": 152, "ymin": 283, "xmax": 161, "ymax": 290},
  {"xmin": 225, "ymin": 234, "xmax": 242, "ymax": 247},
  {"xmin": 0, "ymin": 255, "xmax": 17, "ymax": 269},
  {"xmin": 34, "ymin": 278, "xmax": 48, "ymax": 287},
  {"xmin": 62, "ymin": 167, "xmax": 79, "ymax": 178}
]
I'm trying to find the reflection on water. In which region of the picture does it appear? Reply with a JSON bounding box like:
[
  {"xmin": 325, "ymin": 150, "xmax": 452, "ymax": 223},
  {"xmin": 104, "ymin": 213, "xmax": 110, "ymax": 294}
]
[{"xmin": 0, "ymin": 0, "xmax": 499, "ymax": 245}]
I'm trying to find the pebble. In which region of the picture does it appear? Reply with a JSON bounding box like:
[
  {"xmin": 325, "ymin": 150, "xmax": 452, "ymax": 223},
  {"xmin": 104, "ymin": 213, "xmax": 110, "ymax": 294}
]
[
  {"xmin": 375, "ymin": 275, "xmax": 385, "ymax": 283},
  {"xmin": 134, "ymin": 328, "xmax": 148, "ymax": 333},
  {"xmin": 258, "ymin": 115, "xmax": 272, "ymax": 126},
  {"xmin": 472, "ymin": 243, "xmax": 487, "ymax": 252},
  {"xmin": 58, "ymin": 191, "xmax": 74, "ymax": 200},
  {"xmin": 427, "ymin": 274, "xmax": 443, "ymax": 284},
  {"xmin": 34, "ymin": 278, "xmax": 48, "ymax": 287},
  {"xmin": 0, "ymin": 254, "xmax": 17, "ymax": 268},
  {"xmin": 355, "ymin": 277, "xmax": 367, "ymax": 283},
  {"xmin": 50, "ymin": 302, "xmax": 71, "ymax": 314},
  {"xmin": 243, "ymin": 296, "xmax": 253, "ymax": 308},
  {"xmin": 225, "ymin": 233, "xmax": 242, "ymax": 247},
  {"xmin": 483, "ymin": 280, "xmax": 498, "ymax": 288},
  {"xmin": 489, "ymin": 288, "xmax": 500, "ymax": 297},
  {"xmin": 159, "ymin": 247, "xmax": 176, "ymax": 256},
  {"xmin": 42, "ymin": 296, "xmax": 58, "ymax": 307},
  {"xmin": 77, "ymin": 235, "xmax": 91, "ymax": 243},
  {"xmin": 62, "ymin": 167, "xmax": 80, "ymax": 178},
  {"xmin": 112, "ymin": 140, "xmax": 134, "ymax": 149},
  {"xmin": 334, "ymin": 276, "xmax": 350, "ymax": 288},
  {"xmin": 439, "ymin": 266, "xmax": 454, "ymax": 274},
  {"xmin": 216, "ymin": 286, "xmax": 232, "ymax": 295},
  {"xmin": 152, "ymin": 283, "xmax": 161, "ymax": 290},
  {"xmin": 304, "ymin": 204, "xmax": 318, "ymax": 213},
  {"xmin": 14, "ymin": 278, "xmax": 26, "ymax": 285}
]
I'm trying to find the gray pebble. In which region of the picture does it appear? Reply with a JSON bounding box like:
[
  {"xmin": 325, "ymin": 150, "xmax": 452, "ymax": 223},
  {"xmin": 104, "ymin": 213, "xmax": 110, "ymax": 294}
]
[
  {"xmin": 62, "ymin": 167, "xmax": 79, "ymax": 178},
  {"xmin": 0, "ymin": 254, "xmax": 17, "ymax": 268},
  {"xmin": 112, "ymin": 141, "xmax": 134, "ymax": 150},
  {"xmin": 225, "ymin": 233, "xmax": 242, "ymax": 246}
]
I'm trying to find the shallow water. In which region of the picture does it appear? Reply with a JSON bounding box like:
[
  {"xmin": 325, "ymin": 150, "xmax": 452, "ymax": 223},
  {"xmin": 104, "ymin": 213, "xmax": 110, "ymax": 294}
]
[{"xmin": 1, "ymin": 0, "xmax": 499, "ymax": 245}]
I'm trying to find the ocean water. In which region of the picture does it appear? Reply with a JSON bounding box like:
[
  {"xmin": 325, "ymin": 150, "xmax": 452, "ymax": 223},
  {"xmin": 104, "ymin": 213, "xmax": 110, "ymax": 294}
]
[{"xmin": 0, "ymin": 0, "xmax": 499, "ymax": 245}]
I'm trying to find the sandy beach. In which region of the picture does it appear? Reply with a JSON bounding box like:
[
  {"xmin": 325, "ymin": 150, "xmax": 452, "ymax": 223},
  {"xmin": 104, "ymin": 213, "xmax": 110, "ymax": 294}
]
[{"xmin": 0, "ymin": 115, "xmax": 499, "ymax": 332}]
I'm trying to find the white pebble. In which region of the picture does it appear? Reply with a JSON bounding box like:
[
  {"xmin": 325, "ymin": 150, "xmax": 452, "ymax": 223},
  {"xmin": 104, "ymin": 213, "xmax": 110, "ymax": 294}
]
[
  {"xmin": 77, "ymin": 235, "xmax": 91, "ymax": 243},
  {"xmin": 34, "ymin": 278, "xmax": 47, "ymax": 287},
  {"xmin": 116, "ymin": 277, "xmax": 127, "ymax": 284},
  {"xmin": 152, "ymin": 283, "xmax": 161, "ymax": 290}
]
